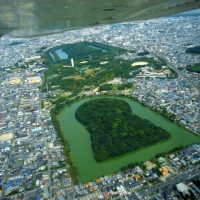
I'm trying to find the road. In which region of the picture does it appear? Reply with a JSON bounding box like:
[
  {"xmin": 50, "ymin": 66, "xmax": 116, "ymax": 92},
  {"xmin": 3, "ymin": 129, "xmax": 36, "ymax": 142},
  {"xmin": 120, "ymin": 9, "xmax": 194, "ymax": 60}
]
[
  {"xmin": 160, "ymin": 55, "xmax": 199, "ymax": 92},
  {"xmin": 146, "ymin": 45, "xmax": 200, "ymax": 93},
  {"xmin": 129, "ymin": 164, "xmax": 200, "ymax": 200},
  {"xmin": 39, "ymin": 93, "xmax": 52, "ymax": 199}
]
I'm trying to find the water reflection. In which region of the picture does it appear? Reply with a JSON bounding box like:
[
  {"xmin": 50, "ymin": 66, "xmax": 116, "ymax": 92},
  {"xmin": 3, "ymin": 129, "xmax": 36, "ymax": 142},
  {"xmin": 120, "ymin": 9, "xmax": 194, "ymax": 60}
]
[{"xmin": 0, "ymin": 0, "xmax": 200, "ymax": 37}]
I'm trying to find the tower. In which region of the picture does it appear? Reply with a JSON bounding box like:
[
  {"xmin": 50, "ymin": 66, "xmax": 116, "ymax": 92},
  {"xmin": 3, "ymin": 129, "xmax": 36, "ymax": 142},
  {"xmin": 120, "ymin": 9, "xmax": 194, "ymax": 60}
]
[{"xmin": 71, "ymin": 58, "xmax": 74, "ymax": 67}]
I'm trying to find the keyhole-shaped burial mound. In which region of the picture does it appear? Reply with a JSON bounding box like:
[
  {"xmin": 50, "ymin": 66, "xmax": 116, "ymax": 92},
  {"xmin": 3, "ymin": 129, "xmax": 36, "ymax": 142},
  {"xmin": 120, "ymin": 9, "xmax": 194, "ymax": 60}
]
[{"xmin": 75, "ymin": 98, "xmax": 170, "ymax": 162}]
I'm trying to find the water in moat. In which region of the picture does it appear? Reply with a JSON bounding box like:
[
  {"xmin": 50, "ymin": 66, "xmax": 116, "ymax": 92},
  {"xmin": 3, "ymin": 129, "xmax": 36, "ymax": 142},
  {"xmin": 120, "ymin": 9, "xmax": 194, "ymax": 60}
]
[{"xmin": 58, "ymin": 96, "xmax": 200, "ymax": 182}]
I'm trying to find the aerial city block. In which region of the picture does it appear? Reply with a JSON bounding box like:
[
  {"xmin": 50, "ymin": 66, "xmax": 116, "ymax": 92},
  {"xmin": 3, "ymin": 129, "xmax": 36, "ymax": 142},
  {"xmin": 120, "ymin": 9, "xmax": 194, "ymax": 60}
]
[{"xmin": 0, "ymin": 7, "xmax": 200, "ymax": 200}]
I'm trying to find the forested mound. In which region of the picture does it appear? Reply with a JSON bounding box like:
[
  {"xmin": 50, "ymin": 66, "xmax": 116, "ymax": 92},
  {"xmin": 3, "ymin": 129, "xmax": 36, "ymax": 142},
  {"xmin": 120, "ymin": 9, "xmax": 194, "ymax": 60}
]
[{"xmin": 75, "ymin": 98, "xmax": 170, "ymax": 162}]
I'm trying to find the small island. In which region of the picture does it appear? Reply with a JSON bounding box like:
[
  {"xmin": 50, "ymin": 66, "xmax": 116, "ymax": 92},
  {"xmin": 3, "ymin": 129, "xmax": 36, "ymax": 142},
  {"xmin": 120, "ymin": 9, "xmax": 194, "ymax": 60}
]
[{"xmin": 75, "ymin": 98, "xmax": 171, "ymax": 162}]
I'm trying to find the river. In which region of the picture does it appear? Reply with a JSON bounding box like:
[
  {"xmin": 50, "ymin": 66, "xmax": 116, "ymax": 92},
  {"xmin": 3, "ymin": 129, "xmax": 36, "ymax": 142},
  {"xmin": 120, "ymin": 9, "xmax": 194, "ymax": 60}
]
[{"xmin": 58, "ymin": 96, "xmax": 200, "ymax": 182}]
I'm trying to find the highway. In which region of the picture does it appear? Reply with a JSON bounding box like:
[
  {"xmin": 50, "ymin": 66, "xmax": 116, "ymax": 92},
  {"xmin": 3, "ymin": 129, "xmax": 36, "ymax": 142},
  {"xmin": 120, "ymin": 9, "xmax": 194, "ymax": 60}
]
[
  {"xmin": 39, "ymin": 93, "xmax": 52, "ymax": 199},
  {"xmin": 158, "ymin": 54, "xmax": 199, "ymax": 92},
  {"xmin": 146, "ymin": 45, "xmax": 200, "ymax": 93}
]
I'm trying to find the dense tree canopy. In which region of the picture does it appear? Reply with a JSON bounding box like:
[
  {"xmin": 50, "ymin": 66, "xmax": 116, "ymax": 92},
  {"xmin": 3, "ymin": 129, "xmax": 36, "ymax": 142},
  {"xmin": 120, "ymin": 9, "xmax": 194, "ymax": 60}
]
[
  {"xmin": 41, "ymin": 42, "xmax": 175, "ymax": 95},
  {"xmin": 186, "ymin": 46, "xmax": 200, "ymax": 54},
  {"xmin": 75, "ymin": 98, "xmax": 170, "ymax": 162},
  {"xmin": 186, "ymin": 63, "xmax": 200, "ymax": 73}
]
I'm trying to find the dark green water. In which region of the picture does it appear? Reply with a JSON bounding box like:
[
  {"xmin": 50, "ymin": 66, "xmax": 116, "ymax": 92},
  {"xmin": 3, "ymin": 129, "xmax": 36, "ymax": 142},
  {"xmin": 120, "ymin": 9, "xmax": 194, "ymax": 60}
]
[{"xmin": 58, "ymin": 97, "xmax": 200, "ymax": 182}]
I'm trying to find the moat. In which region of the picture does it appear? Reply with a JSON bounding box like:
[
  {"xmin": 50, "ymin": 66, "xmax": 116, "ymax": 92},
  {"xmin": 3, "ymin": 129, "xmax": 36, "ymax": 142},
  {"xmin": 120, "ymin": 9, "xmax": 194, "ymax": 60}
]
[{"xmin": 58, "ymin": 96, "xmax": 200, "ymax": 182}]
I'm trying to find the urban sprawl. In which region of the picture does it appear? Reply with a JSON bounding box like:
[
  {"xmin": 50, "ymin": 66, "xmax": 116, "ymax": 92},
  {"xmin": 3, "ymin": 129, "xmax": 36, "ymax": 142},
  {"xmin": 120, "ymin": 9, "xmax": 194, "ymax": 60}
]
[{"xmin": 0, "ymin": 10, "xmax": 200, "ymax": 200}]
